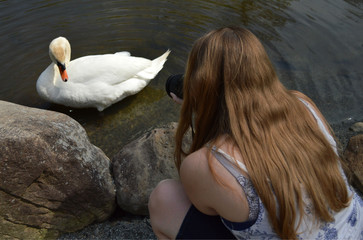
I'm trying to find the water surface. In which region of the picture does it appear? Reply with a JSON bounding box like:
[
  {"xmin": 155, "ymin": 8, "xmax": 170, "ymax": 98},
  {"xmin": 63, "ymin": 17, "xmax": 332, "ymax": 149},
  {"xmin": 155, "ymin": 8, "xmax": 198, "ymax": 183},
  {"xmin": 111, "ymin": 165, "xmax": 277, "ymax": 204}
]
[{"xmin": 0, "ymin": 0, "xmax": 362, "ymax": 157}]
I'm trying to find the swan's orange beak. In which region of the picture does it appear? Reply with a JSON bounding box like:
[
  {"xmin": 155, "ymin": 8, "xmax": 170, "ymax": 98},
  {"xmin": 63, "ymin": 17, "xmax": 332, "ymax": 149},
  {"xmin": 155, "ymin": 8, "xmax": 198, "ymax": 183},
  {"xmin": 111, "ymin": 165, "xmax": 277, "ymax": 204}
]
[
  {"xmin": 57, "ymin": 62, "xmax": 68, "ymax": 82},
  {"xmin": 59, "ymin": 67, "xmax": 68, "ymax": 82}
]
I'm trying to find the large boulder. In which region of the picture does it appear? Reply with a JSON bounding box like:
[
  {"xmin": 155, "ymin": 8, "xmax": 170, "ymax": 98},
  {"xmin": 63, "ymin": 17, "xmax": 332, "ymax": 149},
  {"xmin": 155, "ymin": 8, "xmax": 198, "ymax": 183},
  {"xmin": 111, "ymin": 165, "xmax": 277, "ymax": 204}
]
[
  {"xmin": 112, "ymin": 122, "xmax": 191, "ymax": 215},
  {"xmin": 344, "ymin": 134, "xmax": 363, "ymax": 195},
  {"xmin": 0, "ymin": 101, "xmax": 116, "ymax": 239}
]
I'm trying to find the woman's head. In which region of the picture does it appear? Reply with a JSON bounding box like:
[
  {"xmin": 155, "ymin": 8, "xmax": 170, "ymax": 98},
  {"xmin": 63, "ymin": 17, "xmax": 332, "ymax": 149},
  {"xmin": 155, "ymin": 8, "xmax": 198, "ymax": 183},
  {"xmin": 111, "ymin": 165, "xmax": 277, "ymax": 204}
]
[
  {"xmin": 185, "ymin": 27, "xmax": 277, "ymax": 101},
  {"xmin": 179, "ymin": 26, "xmax": 281, "ymax": 152}
]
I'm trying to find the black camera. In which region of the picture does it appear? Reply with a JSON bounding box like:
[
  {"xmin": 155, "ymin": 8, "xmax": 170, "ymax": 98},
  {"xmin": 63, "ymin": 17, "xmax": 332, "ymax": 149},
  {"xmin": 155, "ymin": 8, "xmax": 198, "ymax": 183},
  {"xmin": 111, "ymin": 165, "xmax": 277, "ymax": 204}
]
[{"xmin": 165, "ymin": 74, "xmax": 184, "ymax": 99}]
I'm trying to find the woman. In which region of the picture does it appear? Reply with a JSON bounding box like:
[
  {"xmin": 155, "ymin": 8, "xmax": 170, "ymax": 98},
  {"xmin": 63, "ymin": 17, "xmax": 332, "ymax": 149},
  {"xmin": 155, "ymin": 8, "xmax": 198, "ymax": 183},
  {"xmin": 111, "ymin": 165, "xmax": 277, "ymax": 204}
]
[{"xmin": 148, "ymin": 27, "xmax": 363, "ymax": 239}]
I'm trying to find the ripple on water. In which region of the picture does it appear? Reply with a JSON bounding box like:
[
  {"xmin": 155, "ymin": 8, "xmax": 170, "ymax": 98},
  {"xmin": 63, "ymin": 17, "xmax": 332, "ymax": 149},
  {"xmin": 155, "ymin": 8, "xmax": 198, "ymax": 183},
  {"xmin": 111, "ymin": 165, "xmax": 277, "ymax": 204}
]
[{"xmin": 0, "ymin": 0, "xmax": 362, "ymax": 156}]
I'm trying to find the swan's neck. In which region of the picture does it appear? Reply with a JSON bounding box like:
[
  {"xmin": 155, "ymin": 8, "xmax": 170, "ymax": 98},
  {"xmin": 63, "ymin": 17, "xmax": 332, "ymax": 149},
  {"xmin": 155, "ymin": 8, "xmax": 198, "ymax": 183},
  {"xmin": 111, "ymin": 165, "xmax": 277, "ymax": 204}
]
[
  {"xmin": 49, "ymin": 63, "xmax": 66, "ymax": 87},
  {"xmin": 36, "ymin": 63, "xmax": 61, "ymax": 102},
  {"xmin": 40, "ymin": 63, "xmax": 62, "ymax": 88},
  {"xmin": 52, "ymin": 64, "xmax": 60, "ymax": 85}
]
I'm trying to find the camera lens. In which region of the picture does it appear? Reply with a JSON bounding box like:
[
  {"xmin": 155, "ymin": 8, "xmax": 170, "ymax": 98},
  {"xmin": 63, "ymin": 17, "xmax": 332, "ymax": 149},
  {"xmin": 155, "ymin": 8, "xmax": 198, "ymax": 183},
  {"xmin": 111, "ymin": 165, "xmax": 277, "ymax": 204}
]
[{"xmin": 165, "ymin": 74, "xmax": 184, "ymax": 99}]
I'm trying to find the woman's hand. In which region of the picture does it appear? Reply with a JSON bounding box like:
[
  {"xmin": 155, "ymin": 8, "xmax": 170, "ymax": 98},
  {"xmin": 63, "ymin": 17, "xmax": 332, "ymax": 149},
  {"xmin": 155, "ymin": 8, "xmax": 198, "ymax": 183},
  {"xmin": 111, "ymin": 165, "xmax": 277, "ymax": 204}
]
[{"xmin": 170, "ymin": 92, "xmax": 183, "ymax": 104}]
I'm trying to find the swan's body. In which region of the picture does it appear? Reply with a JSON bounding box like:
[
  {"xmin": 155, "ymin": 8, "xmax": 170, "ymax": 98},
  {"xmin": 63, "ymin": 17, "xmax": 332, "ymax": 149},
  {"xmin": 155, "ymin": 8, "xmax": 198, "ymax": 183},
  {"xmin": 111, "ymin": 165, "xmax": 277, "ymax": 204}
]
[{"xmin": 36, "ymin": 37, "xmax": 170, "ymax": 111}]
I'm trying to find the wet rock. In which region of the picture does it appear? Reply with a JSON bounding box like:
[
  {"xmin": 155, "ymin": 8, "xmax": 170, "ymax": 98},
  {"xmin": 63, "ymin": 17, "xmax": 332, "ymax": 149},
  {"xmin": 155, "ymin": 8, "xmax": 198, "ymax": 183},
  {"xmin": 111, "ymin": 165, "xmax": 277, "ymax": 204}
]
[
  {"xmin": 343, "ymin": 134, "xmax": 363, "ymax": 194},
  {"xmin": 0, "ymin": 101, "xmax": 116, "ymax": 239},
  {"xmin": 349, "ymin": 122, "xmax": 363, "ymax": 132},
  {"xmin": 112, "ymin": 122, "xmax": 191, "ymax": 215}
]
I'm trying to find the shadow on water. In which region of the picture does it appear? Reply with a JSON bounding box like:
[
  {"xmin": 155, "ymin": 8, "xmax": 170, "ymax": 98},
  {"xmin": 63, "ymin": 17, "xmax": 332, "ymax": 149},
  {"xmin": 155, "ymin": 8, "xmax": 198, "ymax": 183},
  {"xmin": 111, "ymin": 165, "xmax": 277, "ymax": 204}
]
[{"xmin": 0, "ymin": 0, "xmax": 362, "ymax": 157}]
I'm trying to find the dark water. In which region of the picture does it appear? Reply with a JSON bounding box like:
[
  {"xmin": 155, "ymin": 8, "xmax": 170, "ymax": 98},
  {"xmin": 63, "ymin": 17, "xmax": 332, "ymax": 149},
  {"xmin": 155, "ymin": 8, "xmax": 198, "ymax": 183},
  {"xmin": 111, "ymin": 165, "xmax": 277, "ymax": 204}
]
[{"xmin": 0, "ymin": 0, "xmax": 362, "ymax": 157}]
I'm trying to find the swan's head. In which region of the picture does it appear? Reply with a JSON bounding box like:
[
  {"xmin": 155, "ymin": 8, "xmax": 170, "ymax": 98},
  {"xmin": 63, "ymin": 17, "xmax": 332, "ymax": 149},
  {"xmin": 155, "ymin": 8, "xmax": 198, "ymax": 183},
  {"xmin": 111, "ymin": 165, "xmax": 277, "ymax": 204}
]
[{"xmin": 49, "ymin": 37, "xmax": 71, "ymax": 82}]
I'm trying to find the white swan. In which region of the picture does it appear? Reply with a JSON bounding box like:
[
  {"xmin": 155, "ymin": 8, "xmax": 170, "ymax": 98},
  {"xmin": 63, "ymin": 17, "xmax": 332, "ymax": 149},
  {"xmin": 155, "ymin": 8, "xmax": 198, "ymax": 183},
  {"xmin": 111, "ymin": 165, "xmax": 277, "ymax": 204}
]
[{"xmin": 36, "ymin": 37, "xmax": 170, "ymax": 111}]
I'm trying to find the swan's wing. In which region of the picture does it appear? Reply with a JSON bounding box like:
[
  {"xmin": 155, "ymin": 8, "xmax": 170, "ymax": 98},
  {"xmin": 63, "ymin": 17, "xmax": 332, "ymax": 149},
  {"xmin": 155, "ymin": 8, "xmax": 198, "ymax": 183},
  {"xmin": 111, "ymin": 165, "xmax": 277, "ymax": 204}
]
[
  {"xmin": 51, "ymin": 51, "xmax": 169, "ymax": 111},
  {"xmin": 67, "ymin": 54, "xmax": 151, "ymax": 85}
]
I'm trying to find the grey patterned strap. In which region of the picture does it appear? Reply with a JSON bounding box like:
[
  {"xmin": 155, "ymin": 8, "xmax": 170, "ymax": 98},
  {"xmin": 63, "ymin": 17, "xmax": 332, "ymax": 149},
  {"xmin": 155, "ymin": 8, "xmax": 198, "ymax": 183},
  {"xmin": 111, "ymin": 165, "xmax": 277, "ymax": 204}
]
[{"xmin": 211, "ymin": 146, "xmax": 245, "ymax": 179}]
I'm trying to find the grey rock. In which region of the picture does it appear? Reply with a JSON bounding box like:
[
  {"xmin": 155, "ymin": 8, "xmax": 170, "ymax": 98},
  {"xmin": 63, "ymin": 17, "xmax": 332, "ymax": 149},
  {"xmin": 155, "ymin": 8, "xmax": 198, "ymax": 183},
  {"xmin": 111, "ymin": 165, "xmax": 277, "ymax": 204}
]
[
  {"xmin": 343, "ymin": 134, "xmax": 363, "ymax": 195},
  {"xmin": 0, "ymin": 101, "xmax": 116, "ymax": 239},
  {"xmin": 112, "ymin": 122, "xmax": 191, "ymax": 215},
  {"xmin": 350, "ymin": 122, "xmax": 363, "ymax": 132}
]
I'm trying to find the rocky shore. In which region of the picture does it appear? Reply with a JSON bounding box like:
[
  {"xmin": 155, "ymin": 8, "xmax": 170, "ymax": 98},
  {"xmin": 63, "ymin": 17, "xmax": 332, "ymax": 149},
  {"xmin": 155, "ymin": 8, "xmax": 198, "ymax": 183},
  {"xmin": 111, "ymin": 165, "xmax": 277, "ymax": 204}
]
[{"xmin": 0, "ymin": 101, "xmax": 181, "ymax": 239}]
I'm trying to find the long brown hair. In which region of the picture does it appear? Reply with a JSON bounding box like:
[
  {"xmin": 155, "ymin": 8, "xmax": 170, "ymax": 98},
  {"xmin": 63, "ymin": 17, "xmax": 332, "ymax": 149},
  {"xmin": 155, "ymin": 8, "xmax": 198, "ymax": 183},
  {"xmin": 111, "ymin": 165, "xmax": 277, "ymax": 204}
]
[{"xmin": 175, "ymin": 27, "xmax": 350, "ymax": 239}]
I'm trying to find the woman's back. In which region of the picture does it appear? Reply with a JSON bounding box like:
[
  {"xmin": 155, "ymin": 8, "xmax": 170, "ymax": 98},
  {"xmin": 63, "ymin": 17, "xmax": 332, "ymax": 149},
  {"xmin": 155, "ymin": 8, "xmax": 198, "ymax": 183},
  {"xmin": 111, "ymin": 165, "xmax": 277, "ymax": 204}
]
[
  {"xmin": 179, "ymin": 94, "xmax": 363, "ymax": 239},
  {"xmin": 211, "ymin": 145, "xmax": 363, "ymax": 239},
  {"xmin": 180, "ymin": 90, "xmax": 363, "ymax": 239}
]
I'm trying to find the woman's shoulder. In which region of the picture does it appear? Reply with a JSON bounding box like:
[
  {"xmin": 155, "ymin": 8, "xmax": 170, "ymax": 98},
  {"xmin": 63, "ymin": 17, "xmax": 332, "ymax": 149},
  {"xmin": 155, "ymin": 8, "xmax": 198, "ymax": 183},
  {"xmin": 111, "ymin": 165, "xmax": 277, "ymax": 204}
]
[
  {"xmin": 180, "ymin": 145, "xmax": 250, "ymax": 221},
  {"xmin": 180, "ymin": 147, "xmax": 210, "ymax": 186},
  {"xmin": 179, "ymin": 147, "xmax": 219, "ymax": 215},
  {"xmin": 180, "ymin": 140, "xmax": 237, "ymax": 177}
]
